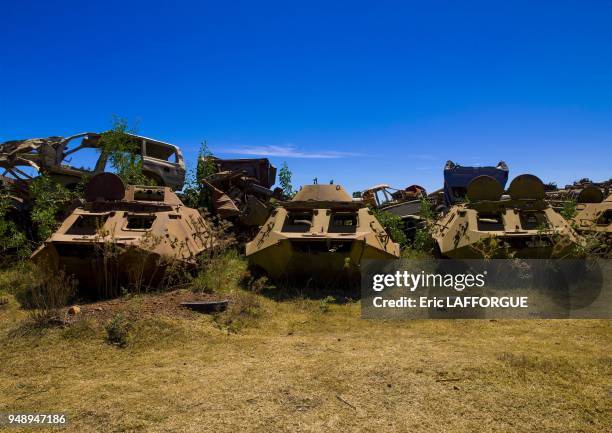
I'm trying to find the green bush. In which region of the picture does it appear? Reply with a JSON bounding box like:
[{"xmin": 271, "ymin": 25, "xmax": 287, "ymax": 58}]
[
  {"xmin": 0, "ymin": 191, "xmax": 30, "ymax": 262},
  {"xmin": 279, "ymin": 161, "xmax": 295, "ymax": 198},
  {"xmin": 191, "ymin": 249, "xmax": 247, "ymax": 294},
  {"xmin": 29, "ymin": 175, "xmax": 74, "ymax": 242},
  {"xmin": 182, "ymin": 141, "xmax": 216, "ymax": 209},
  {"xmin": 372, "ymin": 209, "xmax": 407, "ymax": 246},
  {"xmin": 319, "ymin": 296, "xmax": 336, "ymax": 313},
  {"xmin": 411, "ymin": 198, "xmax": 436, "ymax": 253},
  {"xmin": 214, "ymin": 291, "xmax": 262, "ymax": 333},
  {"xmin": 98, "ymin": 116, "xmax": 154, "ymax": 186},
  {"xmin": 105, "ymin": 314, "xmax": 132, "ymax": 347},
  {"xmin": 560, "ymin": 199, "xmax": 577, "ymax": 220}
]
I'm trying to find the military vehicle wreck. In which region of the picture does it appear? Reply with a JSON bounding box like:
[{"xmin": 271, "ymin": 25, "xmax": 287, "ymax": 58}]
[
  {"xmin": 360, "ymin": 183, "xmax": 427, "ymax": 237},
  {"xmin": 442, "ymin": 160, "xmax": 509, "ymax": 208},
  {"xmin": 432, "ymin": 174, "xmax": 579, "ymax": 258},
  {"xmin": 0, "ymin": 132, "xmax": 186, "ymax": 191},
  {"xmin": 202, "ymin": 157, "xmax": 281, "ymax": 227},
  {"xmin": 31, "ymin": 173, "xmax": 214, "ymax": 295},
  {"xmin": 246, "ymin": 184, "xmax": 400, "ymax": 280},
  {"xmin": 545, "ymin": 178, "xmax": 611, "ymax": 211},
  {"xmin": 571, "ymin": 188, "xmax": 612, "ymax": 257}
]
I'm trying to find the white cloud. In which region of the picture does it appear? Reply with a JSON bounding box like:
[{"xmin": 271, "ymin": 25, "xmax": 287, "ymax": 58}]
[{"xmin": 217, "ymin": 144, "xmax": 363, "ymax": 159}]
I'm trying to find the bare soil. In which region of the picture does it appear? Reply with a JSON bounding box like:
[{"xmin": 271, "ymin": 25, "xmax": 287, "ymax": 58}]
[{"xmin": 62, "ymin": 289, "xmax": 224, "ymax": 323}]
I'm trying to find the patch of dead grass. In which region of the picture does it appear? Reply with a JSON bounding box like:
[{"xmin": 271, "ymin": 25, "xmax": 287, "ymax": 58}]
[{"xmin": 0, "ymin": 286, "xmax": 609, "ymax": 432}]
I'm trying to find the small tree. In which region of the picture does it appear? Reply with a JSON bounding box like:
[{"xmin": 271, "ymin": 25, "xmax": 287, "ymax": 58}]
[
  {"xmin": 372, "ymin": 209, "xmax": 407, "ymax": 247},
  {"xmin": 0, "ymin": 191, "xmax": 29, "ymax": 263},
  {"xmin": 196, "ymin": 140, "xmax": 216, "ymax": 181},
  {"xmin": 279, "ymin": 161, "xmax": 294, "ymax": 198},
  {"xmin": 560, "ymin": 199, "xmax": 577, "ymax": 220},
  {"xmin": 182, "ymin": 141, "xmax": 216, "ymax": 209},
  {"xmin": 99, "ymin": 115, "xmax": 152, "ymax": 186},
  {"xmin": 29, "ymin": 175, "xmax": 74, "ymax": 242},
  {"xmin": 412, "ymin": 198, "xmax": 436, "ymax": 252}
]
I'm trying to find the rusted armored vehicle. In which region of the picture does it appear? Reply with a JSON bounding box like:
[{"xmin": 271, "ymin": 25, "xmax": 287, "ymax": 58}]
[
  {"xmin": 31, "ymin": 173, "xmax": 214, "ymax": 295},
  {"xmin": 545, "ymin": 178, "xmax": 611, "ymax": 211},
  {"xmin": 202, "ymin": 157, "xmax": 281, "ymax": 227},
  {"xmin": 432, "ymin": 174, "xmax": 579, "ymax": 258},
  {"xmin": 0, "ymin": 132, "xmax": 186, "ymax": 191},
  {"xmin": 443, "ymin": 160, "xmax": 509, "ymax": 207},
  {"xmin": 246, "ymin": 184, "xmax": 400, "ymax": 279},
  {"xmin": 360, "ymin": 183, "xmax": 427, "ymax": 237},
  {"xmin": 571, "ymin": 188, "xmax": 612, "ymax": 256}
]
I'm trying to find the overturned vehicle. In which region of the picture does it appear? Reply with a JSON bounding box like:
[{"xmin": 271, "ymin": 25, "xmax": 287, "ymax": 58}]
[
  {"xmin": 31, "ymin": 173, "xmax": 214, "ymax": 296},
  {"xmin": 0, "ymin": 132, "xmax": 186, "ymax": 191},
  {"xmin": 202, "ymin": 157, "xmax": 281, "ymax": 227},
  {"xmin": 360, "ymin": 183, "xmax": 427, "ymax": 238},
  {"xmin": 246, "ymin": 184, "xmax": 400, "ymax": 280},
  {"xmin": 441, "ymin": 160, "xmax": 509, "ymax": 208},
  {"xmin": 432, "ymin": 174, "xmax": 579, "ymax": 258}
]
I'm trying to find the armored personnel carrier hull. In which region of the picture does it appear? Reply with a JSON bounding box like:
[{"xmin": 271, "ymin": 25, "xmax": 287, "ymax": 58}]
[
  {"xmin": 31, "ymin": 173, "xmax": 214, "ymax": 295},
  {"xmin": 573, "ymin": 193, "xmax": 612, "ymax": 234},
  {"xmin": 433, "ymin": 174, "xmax": 579, "ymax": 258},
  {"xmin": 246, "ymin": 184, "xmax": 400, "ymax": 280},
  {"xmin": 572, "ymin": 191, "xmax": 612, "ymax": 257}
]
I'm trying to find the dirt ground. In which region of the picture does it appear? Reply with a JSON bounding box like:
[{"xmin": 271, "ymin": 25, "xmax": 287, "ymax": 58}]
[
  {"xmin": 0, "ymin": 290, "xmax": 610, "ymax": 433},
  {"xmin": 61, "ymin": 290, "xmax": 225, "ymax": 323}
]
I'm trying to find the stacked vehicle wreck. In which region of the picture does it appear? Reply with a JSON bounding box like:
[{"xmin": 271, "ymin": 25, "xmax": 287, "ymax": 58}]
[
  {"xmin": 432, "ymin": 174, "xmax": 579, "ymax": 258},
  {"xmin": 246, "ymin": 184, "xmax": 400, "ymax": 280},
  {"xmin": 32, "ymin": 173, "xmax": 215, "ymax": 296},
  {"xmin": 441, "ymin": 160, "xmax": 509, "ymax": 208}
]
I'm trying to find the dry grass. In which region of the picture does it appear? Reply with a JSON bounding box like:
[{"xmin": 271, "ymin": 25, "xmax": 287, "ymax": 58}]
[{"xmin": 0, "ymin": 283, "xmax": 609, "ymax": 433}]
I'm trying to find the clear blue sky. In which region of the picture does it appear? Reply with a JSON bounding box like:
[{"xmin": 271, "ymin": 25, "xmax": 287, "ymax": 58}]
[{"xmin": 2, "ymin": 0, "xmax": 610, "ymax": 193}]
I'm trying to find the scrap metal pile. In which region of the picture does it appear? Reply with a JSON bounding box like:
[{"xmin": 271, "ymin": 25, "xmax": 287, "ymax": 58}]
[
  {"xmin": 1, "ymin": 130, "xmax": 611, "ymax": 291},
  {"xmin": 201, "ymin": 157, "xmax": 282, "ymax": 227}
]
